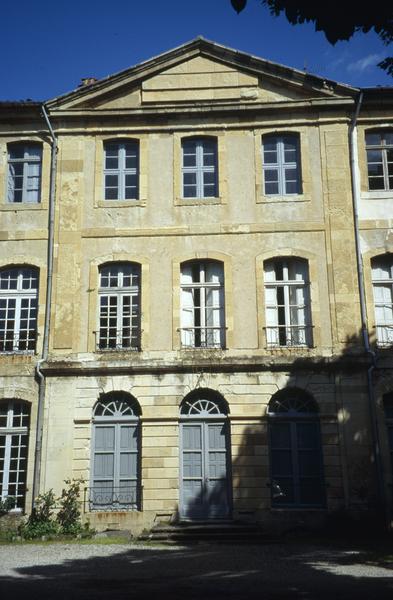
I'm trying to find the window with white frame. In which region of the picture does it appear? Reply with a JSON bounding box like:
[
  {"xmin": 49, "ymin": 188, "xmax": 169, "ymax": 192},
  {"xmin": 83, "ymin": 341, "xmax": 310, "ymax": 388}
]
[
  {"xmin": 0, "ymin": 400, "xmax": 30, "ymax": 510},
  {"xmin": 365, "ymin": 130, "xmax": 393, "ymax": 191},
  {"xmin": 264, "ymin": 258, "xmax": 312, "ymax": 348},
  {"xmin": 262, "ymin": 133, "xmax": 301, "ymax": 195},
  {"xmin": 0, "ymin": 267, "xmax": 38, "ymax": 353},
  {"xmin": 268, "ymin": 388, "xmax": 325, "ymax": 508},
  {"xmin": 91, "ymin": 393, "xmax": 140, "ymax": 511},
  {"xmin": 7, "ymin": 143, "xmax": 42, "ymax": 203},
  {"xmin": 98, "ymin": 263, "xmax": 141, "ymax": 351},
  {"xmin": 371, "ymin": 255, "xmax": 393, "ymax": 346},
  {"xmin": 180, "ymin": 260, "xmax": 225, "ymax": 348},
  {"xmin": 103, "ymin": 140, "xmax": 139, "ymax": 200},
  {"xmin": 182, "ymin": 138, "xmax": 218, "ymax": 198}
]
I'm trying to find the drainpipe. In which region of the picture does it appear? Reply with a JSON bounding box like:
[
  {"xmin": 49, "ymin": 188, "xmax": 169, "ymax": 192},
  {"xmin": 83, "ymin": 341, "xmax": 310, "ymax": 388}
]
[
  {"xmin": 32, "ymin": 105, "xmax": 57, "ymax": 507},
  {"xmin": 349, "ymin": 91, "xmax": 386, "ymax": 525}
]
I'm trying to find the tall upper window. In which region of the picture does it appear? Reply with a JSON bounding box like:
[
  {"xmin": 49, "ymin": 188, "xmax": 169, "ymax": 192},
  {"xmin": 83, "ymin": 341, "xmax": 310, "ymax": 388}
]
[
  {"xmin": 182, "ymin": 138, "xmax": 218, "ymax": 198},
  {"xmin": 103, "ymin": 140, "xmax": 139, "ymax": 200},
  {"xmin": 371, "ymin": 255, "xmax": 393, "ymax": 346},
  {"xmin": 268, "ymin": 389, "xmax": 325, "ymax": 508},
  {"xmin": 262, "ymin": 134, "xmax": 301, "ymax": 195},
  {"xmin": 0, "ymin": 400, "xmax": 30, "ymax": 510},
  {"xmin": 7, "ymin": 143, "xmax": 42, "ymax": 203},
  {"xmin": 98, "ymin": 263, "xmax": 141, "ymax": 351},
  {"xmin": 0, "ymin": 267, "xmax": 38, "ymax": 353},
  {"xmin": 180, "ymin": 260, "xmax": 225, "ymax": 348},
  {"xmin": 264, "ymin": 258, "xmax": 312, "ymax": 348},
  {"xmin": 90, "ymin": 392, "xmax": 141, "ymax": 511},
  {"xmin": 365, "ymin": 130, "xmax": 393, "ymax": 191}
]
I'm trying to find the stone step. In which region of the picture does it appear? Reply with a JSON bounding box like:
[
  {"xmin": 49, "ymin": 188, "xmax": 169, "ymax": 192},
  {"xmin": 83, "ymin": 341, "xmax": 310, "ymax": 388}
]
[{"xmin": 139, "ymin": 521, "xmax": 274, "ymax": 544}]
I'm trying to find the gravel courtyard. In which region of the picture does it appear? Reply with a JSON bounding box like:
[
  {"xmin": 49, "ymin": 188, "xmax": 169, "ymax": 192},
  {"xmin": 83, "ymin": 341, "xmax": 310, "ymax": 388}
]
[{"xmin": 0, "ymin": 540, "xmax": 392, "ymax": 600}]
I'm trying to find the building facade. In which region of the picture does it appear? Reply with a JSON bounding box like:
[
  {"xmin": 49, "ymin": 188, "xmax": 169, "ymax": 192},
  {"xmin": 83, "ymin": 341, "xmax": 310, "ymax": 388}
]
[{"xmin": 1, "ymin": 39, "xmax": 393, "ymax": 534}]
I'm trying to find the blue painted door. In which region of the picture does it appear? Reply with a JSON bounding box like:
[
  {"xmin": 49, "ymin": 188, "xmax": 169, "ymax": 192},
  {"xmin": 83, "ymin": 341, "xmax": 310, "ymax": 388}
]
[{"xmin": 181, "ymin": 421, "xmax": 230, "ymax": 520}]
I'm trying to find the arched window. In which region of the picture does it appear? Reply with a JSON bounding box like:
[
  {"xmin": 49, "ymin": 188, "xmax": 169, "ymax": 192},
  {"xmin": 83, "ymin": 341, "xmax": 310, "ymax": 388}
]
[
  {"xmin": 7, "ymin": 143, "xmax": 42, "ymax": 204},
  {"xmin": 97, "ymin": 263, "xmax": 141, "ymax": 351},
  {"xmin": 262, "ymin": 133, "xmax": 301, "ymax": 195},
  {"xmin": 365, "ymin": 130, "xmax": 393, "ymax": 191},
  {"xmin": 383, "ymin": 393, "xmax": 393, "ymax": 482},
  {"xmin": 182, "ymin": 137, "xmax": 218, "ymax": 198},
  {"xmin": 91, "ymin": 392, "xmax": 141, "ymax": 510},
  {"xmin": 103, "ymin": 139, "xmax": 139, "ymax": 200},
  {"xmin": 371, "ymin": 255, "xmax": 393, "ymax": 346},
  {"xmin": 180, "ymin": 389, "xmax": 229, "ymax": 417},
  {"xmin": 180, "ymin": 260, "xmax": 225, "ymax": 349},
  {"xmin": 0, "ymin": 400, "xmax": 30, "ymax": 509},
  {"xmin": 264, "ymin": 257, "xmax": 312, "ymax": 348},
  {"xmin": 268, "ymin": 388, "xmax": 325, "ymax": 507},
  {"xmin": 0, "ymin": 266, "xmax": 39, "ymax": 353}
]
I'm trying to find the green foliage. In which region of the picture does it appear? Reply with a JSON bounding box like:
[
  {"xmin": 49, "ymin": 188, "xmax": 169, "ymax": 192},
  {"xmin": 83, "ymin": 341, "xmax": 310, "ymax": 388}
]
[
  {"xmin": 0, "ymin": 496, "xmax": 16, "ymax": 516},
  {"xmin": 19, "ymin": 479, "xmax": 94, "ymax": 540},
  {"xmin": 57, "ymin": 479, "xmax": 83, "ymax": 535},
  {"xmin": 230, "ymin": 1, "xmax": 393, "ymax": 75}
]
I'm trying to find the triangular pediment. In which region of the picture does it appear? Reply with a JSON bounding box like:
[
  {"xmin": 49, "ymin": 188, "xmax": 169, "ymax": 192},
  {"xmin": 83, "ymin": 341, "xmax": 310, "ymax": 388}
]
[{"xmin": 47, "ymin": 38, "xmax": 357, "ymax": 111}]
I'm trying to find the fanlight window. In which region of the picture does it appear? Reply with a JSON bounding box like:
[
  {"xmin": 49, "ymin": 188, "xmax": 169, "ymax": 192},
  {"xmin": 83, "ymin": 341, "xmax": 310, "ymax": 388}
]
[
  {"xmin": 268, "ymin": 388, "xmax": 325, "ymax": 508},
  {"xmin": 267, "ymin": 389, "xmax": 318, "ymax": 416},
  {"xmin": 91, "ymin": 393, "xmax": 141, "ymax": 512},
  {"xmin": 180, "ymin": 391, "xmax": 228, "ymax": 417}
]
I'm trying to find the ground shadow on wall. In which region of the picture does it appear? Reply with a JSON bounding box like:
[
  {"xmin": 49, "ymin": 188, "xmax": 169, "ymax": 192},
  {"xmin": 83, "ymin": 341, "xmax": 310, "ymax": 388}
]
[
  {"xmin": 1, "ymin": 539, "xmax": 393, "ymax": 600},
  {"xmin": 177, "ymin": 327, "xmax": 393, "ymax": 536}
]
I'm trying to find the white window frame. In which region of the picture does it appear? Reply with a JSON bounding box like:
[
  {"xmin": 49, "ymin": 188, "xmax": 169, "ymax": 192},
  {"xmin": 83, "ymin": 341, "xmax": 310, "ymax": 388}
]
[
  {"xmin": 7, "ymin": 143, "xmax": 42, "ymax": 204},
  {"xmin": 182, "ymin": 138, "xmax": 218, "ymax": 199},
  {"xmin": 262, "ymin": 134, "xmax": 301, "ymax": 196},
  {"xmin": 0, "ymin": 267, "xmax": 38, "ymax": 353},
  {"xmin": 103, "ymin": 140, "xmax": 139, "ymax": 200},
  {"xmin": 0, "ymin": 400, "xmax": 30, "ymax": 509},
  {"xmin": 180, "ymin": 261, "xmax": 225, "ymax": 349},
  {"xmin": 97, "ymin": 263, "xmax": 141, "ymax": 351},
  {"xmin": 365, "ymin": 130, "xmax": 393, "ymax": 192},
  {"xmin": 264, "ymin": 258, "xmax": 312, "ymax": 348},
  {"xmin": 371, "ymin": 256, "xmax": 393, "ymax": 346}
]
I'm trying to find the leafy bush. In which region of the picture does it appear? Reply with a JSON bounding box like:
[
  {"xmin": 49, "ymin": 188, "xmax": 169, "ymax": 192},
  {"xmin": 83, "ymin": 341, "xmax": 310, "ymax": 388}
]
[
  {"xmin": 19, "ymin": 479, "xmax": 94, "ymax": 540},
  {"xmin": 0, "ymin": 496, "xmax": 16, "ymax": 516}
]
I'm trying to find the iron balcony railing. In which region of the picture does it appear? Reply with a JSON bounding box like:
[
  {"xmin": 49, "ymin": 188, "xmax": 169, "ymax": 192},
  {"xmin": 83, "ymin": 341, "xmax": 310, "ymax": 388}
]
[
  {"xmin": 375, "ymin": 324, "xmax": 393, "ymax": 347},
  {"xmin": 264, "ymin": 325, "xmax": 313, "ymax": 348},
  {"xmin": 179, "ymin": 326, "xmax": 227, "ymax": 349},
  {"xmin": 84, "ymin": 485, "xmax": 140, "ymax": 512},
  {"xmin": 0, "ymin": 331, "xmax": 37, "ymax": 354},
  {"xmin": 94, "ymin": 329, "xmax": 142, "ymax": 352}
]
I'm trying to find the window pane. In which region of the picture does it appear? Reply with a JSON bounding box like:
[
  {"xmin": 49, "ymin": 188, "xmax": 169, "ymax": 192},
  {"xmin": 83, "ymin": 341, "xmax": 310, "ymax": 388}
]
[
  {"xmin": 369, "ymin": 177, "xmax": 385, "ymax": 190},
  {"xmin": 263, "ymin": 150, "xmax": 278, "ymax": 164},
  {"xmin": 105, "ymin": 157, "xmax": 118, "ymax": 169},
  {"xmin": 366, "ymin": 132, "xmax": 383, "ymax": 146}
]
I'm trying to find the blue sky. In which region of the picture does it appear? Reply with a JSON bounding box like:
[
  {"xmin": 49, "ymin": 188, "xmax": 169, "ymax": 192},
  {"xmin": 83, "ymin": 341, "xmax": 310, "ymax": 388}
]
[{"xmin": 1, "ymin": 0, "xmax": 392, "ymax": 101}]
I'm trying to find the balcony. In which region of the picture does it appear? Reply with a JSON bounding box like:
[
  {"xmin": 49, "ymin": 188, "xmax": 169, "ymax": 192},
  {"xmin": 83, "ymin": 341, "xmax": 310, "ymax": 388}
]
[
  {"xmin": 179, "ymin": 326, "xmax": 226, "ymax": 349},
  {"xmin": 95, "ymin": 328, "xmax": 141, "ymax": 352},
  {"xmin": 84, "ymin": 485, "xmax": 139, "ymax": 511},
  {"xmin": 264, "ymin": 325, "xmax": 313, "ymax": 349}
]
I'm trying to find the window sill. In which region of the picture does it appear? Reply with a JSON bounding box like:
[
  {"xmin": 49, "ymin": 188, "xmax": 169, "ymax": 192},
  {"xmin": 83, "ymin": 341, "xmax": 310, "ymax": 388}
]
[
  {"xmin": 95, "ymin": 199, "xmax": 147, "ymax": 208},
  {"xmin": 362, "ymin": 191, "xmax": 393, "ymax": 200},
  {"xmin": 175, "ymin": 197, "xmax": 222, "ymax": 206},
  {"xmin": 0, "ymin": 202, "xmax": 47, "ymax": 211},
  {"xmin": 257, "ymin": 195, "xmax": 307, "ymax": 204}
]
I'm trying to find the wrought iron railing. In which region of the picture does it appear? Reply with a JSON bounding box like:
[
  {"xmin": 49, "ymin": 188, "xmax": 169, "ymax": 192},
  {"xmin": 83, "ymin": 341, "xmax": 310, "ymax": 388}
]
[
  {"xmin": 375, "ymin": 324, "xmax": 393, "ymax": 347},
  {"xmin": 179, "ymin": 326, "xmax": 226, "ymax": 349},
  {"xmin": 94, "ymin": 329, "xmax": 141, "ymax": 351},
  {"xmin": 0, "ymin": 331, "xmax": 37, "ymax": 353},
  {"xmin": 264, "ymin": 325, "xmax": 313, "ymax": 348},
  {"xmin": 84, "ymin": 485, "xmax": 139, "ymax": 512}
]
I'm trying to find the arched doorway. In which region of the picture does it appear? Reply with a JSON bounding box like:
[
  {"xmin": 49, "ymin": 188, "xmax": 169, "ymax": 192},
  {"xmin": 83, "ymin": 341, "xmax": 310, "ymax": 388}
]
[
  {"xmin": 91, "ymin": 392, "xmax": 141, "ymax": 510},
  {"xmin": 179, "ymin": 389, "xmax": 231, "ymax": 520},
  {"xmin": 267, "ymin": 388, "xmax": 325, "ymax": 507}
]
